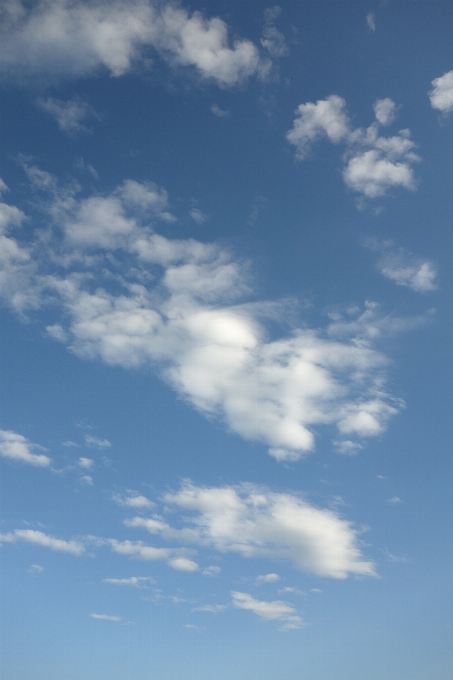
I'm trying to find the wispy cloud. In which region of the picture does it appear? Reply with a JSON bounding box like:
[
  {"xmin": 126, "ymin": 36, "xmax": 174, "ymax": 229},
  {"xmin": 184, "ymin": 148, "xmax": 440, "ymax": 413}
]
[
  {"xmin": 366, "ymin": 239, "xmax": 438, "ymax": 293},
  {"xmin": 0, "ymin": 429, "xmax": 51, "ymax": 467},
  {"xmin": 103, "ymin": 576, "xmax": 155, "ymax": 587},
  {"xmin": 0, "ymin": 529, "xmax": 85, "ymax": 555},
  {"xmin": 85, "ymin": 434, "xmax": 111, "ymax": 448},
  {"xmin": 37, "ymin": 97, "xmax": 99, "ymax": 135},
  {"xmin": 231, "ymin": 592, "xmax": 304, "ymax": 630},
  {"xmin": 90, "ymin": 613, "xmax": 121, "ymax": 622}
]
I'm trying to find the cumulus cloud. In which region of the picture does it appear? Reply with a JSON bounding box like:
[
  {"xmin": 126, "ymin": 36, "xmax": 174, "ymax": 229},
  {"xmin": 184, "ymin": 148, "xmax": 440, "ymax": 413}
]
[
  {"xmin": 287, "ymin": 96, "xmax": 420, "ymax": 199},
  {"xmin": 37, "ymin": 96, "xmax": 99, "ymax": 134},
  {"xmin": 429, "ymin": 70, "xmax": 453, "ymax": 115},
  {"xmin": 0, "ymin": 429, "xmax": 51, "ymax": 466},
  {"xmin": 158, "ymin": 482, "xmax": 376, "ymax": 579},
  {"xmin": 0, "ymin": 174, "xmax": 412, "ymax": 460},
  {"xmin": 0, "ymin": 0, "xmax": 269, "ymax": 86},
  {"xmin": 367, "ymin": 240, "xmax": 438, "ymax": 293},
  {"xmin": 78, "ymin": 456, "xmax": 94, "ymax": 468},
  {"xmin": 113, "ymin": 493, "xmax": 155, "ymax": 509},
  {"xmin": 0, "ymin": 529, "xmax": 85, "ymax": 555},
  {"xmin": 231, "ymin": 591, "xmax": 304, "ymax": 630},
  {"xmin": 168, "ymin": 557, "xmax": 199, "ymax": 572}
]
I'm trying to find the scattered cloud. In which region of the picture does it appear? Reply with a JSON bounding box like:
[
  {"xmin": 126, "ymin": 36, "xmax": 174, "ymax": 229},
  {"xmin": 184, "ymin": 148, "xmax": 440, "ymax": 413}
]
[
  {"xmin": 0, "ymin": 0, "xmax": 270, "ymax": 86},
  {"xmin": 278, "ymin": 587, "xmax": 305, "ymax": 595},
  {"xmin": 189, "ymin": 208, "xmax": 209, "ymax": 224},
  {"xmin": 383, "ymin": 549, "xmax": 411, "ymax": 563},
  {"xmin": 80, "ymin": 474, "xmax": 94, "ymax": 485},
  {"xmin": 0, "ymin": 529, "xmax": 85, "ymax": 555},
  {"xmin": 366, "ymin": 12, "xmax": 376, "ymax": 32},
  {"xmin": 256, "ymin": 573, "xmax": 280, "ymax": 584},
  {"xmin": 62, "ymin": 440, "xmax": 78, "ymax": 447},
  {"xmin": 161, "ymin": 481, "xmax": 376, "ymax": 579},
  {"xmin": 366, "ymin": 239, "xmax": 438, "ymax": 292},
  {"xmin": 168, "ymin": 557, "xmax": 199, "ymax": 572},
  {"xmin": 0, "ymin": 429, "xmax": 51, "ymax": 467},
  {"xmin": 309, "ymin": 588, "xmax": 322, "ymax": 593},
  {"xmin": 85, "ymin": 434, "xmax": 111, "ymax": 448},
  {"xmin": 231, "ymin": 591, "xmax": 304, "ymax": 630},
  {"xmin": 78, "ymin": 457, "xmax": 94, "ymax": 469},
  {"xmin": 194, "ymin": 604, "xmax": 227, "ymax": 613},
  {"xmin": 333, "ymin": 440, "xmax": 364, "ymax": 455},
  {"xmin": 387, "ymin": 497, "xmax": 402, "ymax": 504},
  {"xmin": 210, "ymin": 104, "xmax": 230, "ymax": 118},
  {"xmin": 261, "ymin": 6, "xmax": 288, "ymax": 58},
  {"xmin": 202, "ymin": 565, "xmax": 221, "ymax": 577},
  {"xmin": 113, "ymin": 493, "xmax": 155, "ymax": 509},
  {"xmin": 103, "ymin": 576, "xmax": 155, "ymax": 587},
  {"xmin": 90, "ymin": 613, "xmax": 121, "ymax": 622},
  {"xmin": 287, "ymin": 95, "xmax": 420, "ymax": 200},
  {"xmin": 37, "ymin": 96, "xmax": 99, "ymax": 134},
  {"xmin": 28, "ymin": 564, "xmax": 44, "ymax": 574},
  {"xmin": 429, "ymin": 70, "xmax": 453, "ymax": 115}
]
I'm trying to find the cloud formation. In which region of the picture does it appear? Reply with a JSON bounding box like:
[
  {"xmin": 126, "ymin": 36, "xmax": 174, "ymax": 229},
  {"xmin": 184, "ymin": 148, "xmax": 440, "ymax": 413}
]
[
  {"xmin": 0, "ymin": 0, "xmax": 269, "ymax": 86},
  {"xmin": 367, "ymin": 240, "xmax": 438, "ymax": 293},
  {"xmin": 429, "ymin": 70, "xmax": 453, "ymax": 115},
  {"xmin": 0, "ymin": 173, "xmax": 410, "ymax": 460},
  {"xmin": 0, "ymin": 429, "xmax": 51, "ymax": 467},
  {"xmin": 231, "ymin": 592, "xmax": 304, "ymax": 630},
  {"xmin": 287, "ymin": 96, "xmax": 420, "ymax": 199},
  {"xmin": 37, "ymin": 97, "xmax": 99, "ymax": 134},
  {"xmin": 0, "ymin": 529, "xmax": 85, "ymax": 554}
]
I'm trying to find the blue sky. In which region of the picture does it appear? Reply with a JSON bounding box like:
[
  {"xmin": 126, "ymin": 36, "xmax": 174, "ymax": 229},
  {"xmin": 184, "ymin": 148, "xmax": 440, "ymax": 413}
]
[{"xmin": 0, "ymin": 1, "xmax": 452, "ymax": 678}]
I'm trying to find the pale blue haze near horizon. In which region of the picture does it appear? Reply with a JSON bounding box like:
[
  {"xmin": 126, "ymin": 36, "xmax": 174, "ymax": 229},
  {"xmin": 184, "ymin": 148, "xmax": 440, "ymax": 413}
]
[{"xmin": 0, "ymin": 1, "xmax": 452, "ymax": 679}]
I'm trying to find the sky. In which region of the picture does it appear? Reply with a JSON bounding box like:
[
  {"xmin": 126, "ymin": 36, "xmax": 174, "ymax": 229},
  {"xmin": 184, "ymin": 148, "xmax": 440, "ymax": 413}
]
[{"xmin": 0, "ymin": 1, "xmax": 452, "ymax": 679}]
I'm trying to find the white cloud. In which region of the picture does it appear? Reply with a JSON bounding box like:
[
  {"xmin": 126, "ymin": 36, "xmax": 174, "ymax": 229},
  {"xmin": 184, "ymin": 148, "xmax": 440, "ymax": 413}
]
[
  {"xmin": 162, "ymin": 482, "xmax": 376, "ymax": 579},
  {"xmin": 103, "ymin": 576, "xmax": 155, "ymax": 587},
  {"xmin": 287, "ymin": 96, "xmax": 420, "ymax": 200},
  {"xmin": 90, "ymin": 613, "xmax": 121, "ymax": 622},
  {"xmin": 368, "ymin": 240, "xmax": 438, "ymax": 293},
  {"xmin": 113, "ymin": 493, "xmax": 155, "ymax": 509},
  {"xmin": 210, "ymin": 104, "xmax": 230, "ymax": 118},
  {"xmin": 168, "ymin": 557, "xmax": 199, "ymax": 572},
  {"xmin": 85, "ymin": 434, "xmax": 111, "ymax": 448},
  {"xmin": 256, "ymin": 573, "xmax": 280, "ymax": 583},
  {"xmin": 0, "ymin": 429, "xmax": 51, "ymax": 467},
  {"xmin": 189, "ymin": 208, "xmax": 208, "ymax": 224},
  {"xmin": 194, "ymin": 604, "xmax": 226, "ymax": 613},
  {"xmin": 78, "ymin": 456, "xmax": 94, "ymax": 468},
  {"xmin": 28, "ymin": 564, "xmax": 44, "ymax": 574},
  {"xmin": 309, "ymin": 588, "xmax": 322, "ymax": 593},
  {"xmin": 62, "ymin": 440, "xmax": 78, "ymax": 447},
  {"xmin": 279, "ymin": 586, "xmax": 305, "ymax": 595},
  {"xmin": 107, "ymin": 538, "xmax": 173, "ymax": 561},
  {"xmin": 231, "ymin": 591, "xmax": 304, "ymax": 630},
  {"xmin": 0, "ymin": 529, "xmax": 85, "ymax": 555},
  {"xmin": 261, "ymin": 6, "xmax": 288, "ymax": 58},
  {"xmin": 333, "ymin": 440, "xmax": 364, "ymax": 455},
  {"xmin": 387, "ymin": 497, "xmax": 402, "ymax": 504},
  {"xmin": 0, "ymin": 175, "xmax": 410, "ymax": 460},
  {"xmin": 429, "ymin": 70, "xmax": 453, "ymax": 115},
  {"xmin": 80, "ymin": 474, "xmax": 94, "ymax": 485},
  {"xmin": 366, "ymin": 12, "xmax": 376, "ymax": 32},
  {"xmin": 202, "ymin": 565, "xmax": 221, "ymax": 577},
  {"xmin": 37, "ymin": 96, "xmax": 98, "ymax": 134},
  {"xmin": 373, "ymin": 98, "xmax": 396, "ymax": 126},
  {"xmin": 0, "ymin": 0, "xmax": 269, "ymax": 86}
]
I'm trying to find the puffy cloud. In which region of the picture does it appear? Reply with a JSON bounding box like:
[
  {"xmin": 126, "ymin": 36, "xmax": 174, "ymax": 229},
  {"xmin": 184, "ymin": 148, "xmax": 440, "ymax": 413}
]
[
  {"xmin": 168, "ymin": 557, "xmax": 199, "ymax": 572},
  {"xmin": 429, "ymin": 70, "xmax": 453, "ymax": 115},
  {"xmin": 0, "ymin": 429, "xmax": 51, "ymax": 467},
  {"xmin": 286, "ymin": 95, "xmax": 350, "ymax": 159},
  {"xmin": 161, "ymin": 482, "xmax": 376, "ymax": 579},
  {"xmin": 90, "ymin": 613, "xmax": 121, "ymax": 621},
  {"xmin": 231, "ymin": 592, "xmax": 304, "ymax": 630},
  {"xmin": 256, "ymin": 573, "xmax": 280, "ymax": 583},
  {"xmin": 37, "ymin": 96, "xmax": 99, "ymax": 134},
  {"xmin": 78, "ymin": 456, "xmax": 94, "ymax": 468},
  {"xmin": 102, "ymin": 576, "xmax": 155, "ymax": 587},
  {"xmin": 0, "ymin": 0, "xmax": 268, "ymax": 86},
  {"xmin": 107, "ymin": 538, "xmax": 173, "ymax": 561},
  {"xmin": 114, "ymin": 493, "xmax": 155, "ymax": 509},
  {"xmin": 0, "ymin": 529, "xmax": 85, "ymax": 555},
  {"xmin": 287, "ymin": 96, "xmax": 420, "ymax": 199},
  {"xmin": 0, "ymin": 176, "xmax": 409, "ymax": 460}
]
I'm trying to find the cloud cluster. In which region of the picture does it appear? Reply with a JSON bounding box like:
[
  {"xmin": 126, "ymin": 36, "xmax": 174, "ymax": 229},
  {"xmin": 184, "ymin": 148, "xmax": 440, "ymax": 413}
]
[
  {"xmin": 0, "ymin": 429, "xmax": 51, "ymax": 467},
  {"xmin": 126, "ymin": 481, "xmax": 376, "ymax": 579},
  {"xmin": 231, "ymin": 591, "xmax": 303, "ymax": 630},
  {"xmin": 287, "ymin": 96, "xmax": 420, "ymax": 199},
  {"xmin": 0, "ymin": 172, "xmax": 407, "ymax": 460},
  {"xmin": 0, "ymin": 0, "xmax": 269, "ymax": 86},
  {"xmin": 367, "ymin": 240, "xmax": 438, "ymax": 293},
  {"xmin": 429, "ymin": 70, "xmax": 453, "ymax": 115}
]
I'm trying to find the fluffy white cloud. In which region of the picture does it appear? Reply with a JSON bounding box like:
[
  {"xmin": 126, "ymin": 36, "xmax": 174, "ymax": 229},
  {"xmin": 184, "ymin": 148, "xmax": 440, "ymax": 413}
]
[
  {"xmin": 0, "ymin": 176, "xmax": 408, "ymax": 460},
  {"xmin": 231, "ymin": 592, "xmax": 304, "ymax": 630},
  {"xmin": 368, "ymin": 240, "xmax": 438, "ymax": 293},
  {"xmin": 103, "ymin": 576, "xmax": 155, "ymax": 587},
  {"xmin": 0, "ymin": 529, "xmax": 85, "ymax": 554},
  {"xmin": 287, "ymin": 96, "xmax": 420, "ymax": 199},
  {"xmin": 429, "ymin": 70, "xmax": 453, "ymax": 114},
  {"xmin": 159, "ymin": 482, "xmax": 376, "ymax": 579},
  {"xmin": 0, "ymin": 429, "xmax": 51, "ymax": 466},
  {"xmin": 0, "ymin": 0, "xmax": 268, "ymax": 86},
  {"xmin": 78, "ymin": 456, "xmax": 94, "ymax": 468},
  {"xmin": 37, "ymin": 96, "xmax": 98, "ymax": 134},
  {"xmin": 168, "ymin": 557, "xmax": 199, "ymax": 572},
  {"xmin": 114, "ymin": 494, "xmax": 155, "ymax": 509}
]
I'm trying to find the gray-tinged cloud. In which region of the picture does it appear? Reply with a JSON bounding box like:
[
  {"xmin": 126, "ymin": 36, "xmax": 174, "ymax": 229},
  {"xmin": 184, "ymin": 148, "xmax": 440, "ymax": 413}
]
[
  {"xmin": 260, "ymin": 6, "xmax": 288, "ymax": 58},
  {"xmin": 0, "ymin": 0, "xmax": 269, "ymax": 86},
  {"xmin": 287, "ymin": 96, "xmax": 420, "ymax": 199},
  {"xmin": 0, "ymin": 173, "xmax": 411, "ymax": 460},
  {"xmin": 37, "ymin": 96, "xmax": 99, "ymax": 134},
  {"xmin": 0, "ymin": 429, "xmax": 51, "ymax": 466},
  {"xmin": 429, "ymin": 70, "xmax": 453, "ymax": 115},
  {"xmin": 154, "ymin": 482, "xmax": 376, "ymax": 579},
  {"xmin": 0, "ymin": 529, "xmax": 85, "ymax": 554},
  {"xmin": 231, "ymin": 592, "xmax": 304, "ymax": 630}
]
